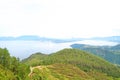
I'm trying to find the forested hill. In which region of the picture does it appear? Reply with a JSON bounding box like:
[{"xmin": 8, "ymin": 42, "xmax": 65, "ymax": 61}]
[
  {"xmin": 1, "ymin": 47, "xmax": 120, "ymax": 80},
  {"xmin": 71, "ymin": 44, "xmax": 120, "ymax": 65},
  {"xmin": 23, "ymin": 49, "xmax": 120, "ymax": 79},
  {"xmin": 0, "ymin": 48, "xmax": 30, "ymax": 79}
]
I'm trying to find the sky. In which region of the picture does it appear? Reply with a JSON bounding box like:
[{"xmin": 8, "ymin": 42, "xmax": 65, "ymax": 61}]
[{"xmin": 0, "ymin": 0, "xmax": 120, "ymax": 39}]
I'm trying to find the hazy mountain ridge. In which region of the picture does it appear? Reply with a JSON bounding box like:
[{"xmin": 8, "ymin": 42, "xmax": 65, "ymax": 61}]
[
  {"xmin": 0, "ymin": 35, "xmax": 120, "ymax": 43},
  {"xmin": 71, "ymin": 44, "xmax": 120, "ymax": 65},
  {"xmin": 0, "ymin": 35, "xmax": 83, "ymax": 43},
  {"xmin": 91, "ymin": 36, "xmax": 120, "ymax": 42}
]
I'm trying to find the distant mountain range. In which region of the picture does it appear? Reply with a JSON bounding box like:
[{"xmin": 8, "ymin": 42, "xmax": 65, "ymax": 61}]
[
  {"xmin": 0, "ymin": 35, "xmax": 83, "ymax": 43},
  {"xmin": 90, "ymin": 36, "xmax": 120, "ymax": 42},
  {"xmin": 0, "ymin": 35, "xmax": 120, "ymax": 43}
]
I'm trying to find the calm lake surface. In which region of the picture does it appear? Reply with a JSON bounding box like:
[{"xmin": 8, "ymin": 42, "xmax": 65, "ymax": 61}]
[{"xmin": 0, "ymin": 40, "xmax": 118, "ymax": 60}]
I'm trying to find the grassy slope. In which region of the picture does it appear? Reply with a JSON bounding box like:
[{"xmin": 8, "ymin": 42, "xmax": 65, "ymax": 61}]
[{"xmin": 29, "ymin": 63, "xmax": 114, "ymax": 80}]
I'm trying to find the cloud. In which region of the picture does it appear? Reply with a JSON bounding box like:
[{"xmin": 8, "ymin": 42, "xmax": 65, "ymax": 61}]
[{"xmin": 0, "ymin": 0, "xmax": 120, "ymax": 38}]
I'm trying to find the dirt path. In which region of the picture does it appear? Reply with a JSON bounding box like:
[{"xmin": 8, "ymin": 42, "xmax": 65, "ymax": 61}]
[{"xmin": 28, "ymin": 66, "xmax": 42, "ymax": 77}]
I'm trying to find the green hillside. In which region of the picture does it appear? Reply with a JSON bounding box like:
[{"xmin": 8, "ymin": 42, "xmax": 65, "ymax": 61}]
[
  {"xmin": 0, "ymin": 48, "xmax": 30, "ymax": 80},
  {"xmin": 23, "ymin": 48, "xmax": 120, "ymax": 78},
  {"xmin": 28, "ymin": 63, "xmax": 116, "ymax": 80},
  {"xmin": 1, "ymin": 47, "xmax": 120, "ymax": 80},
  {"xmin": 71, "ymin": 44, "xmax": 120, "ymax": 64}
]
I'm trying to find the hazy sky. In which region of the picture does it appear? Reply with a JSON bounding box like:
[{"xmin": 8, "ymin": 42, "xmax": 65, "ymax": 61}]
[{"xmin": 0, "ymin": 0, "xmax": 120, "ymax": 38}]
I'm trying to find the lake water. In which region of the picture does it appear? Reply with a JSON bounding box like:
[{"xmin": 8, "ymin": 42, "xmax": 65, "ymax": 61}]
[{"xmin": 0, "ymin": 40, "xmax": 118, "ymax": 60}]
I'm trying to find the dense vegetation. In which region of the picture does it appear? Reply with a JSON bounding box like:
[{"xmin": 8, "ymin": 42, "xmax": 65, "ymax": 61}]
[
  {"xmin": 0, "ymin": 48, "xmax": 30, "ymax": 80},
  {"xmin": 1, "ymin": 47, "xmax": 120, "ymax": 80},
  {"xmin": 71, "ymin": 44, "xmax": 120, "ymax": 65},
  {"xmin": 23, "ymin": 48, "xmax": 120, "ymax": 79},
  {"xmin": 28, "ymin": 63, "xmax": 117, "ymax": 80}
]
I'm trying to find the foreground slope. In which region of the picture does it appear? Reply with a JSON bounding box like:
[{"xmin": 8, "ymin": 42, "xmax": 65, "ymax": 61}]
[
  {"xmin": 23, "ymin": 48, "xmax": 120, "ymax": 78},
  {"xmin": 0, "ymin": 48, "xmax": 30, "ymax": 80},
  {"xmin": 28, "ymin": 63, "xmax": 115, "ymax": 80}
]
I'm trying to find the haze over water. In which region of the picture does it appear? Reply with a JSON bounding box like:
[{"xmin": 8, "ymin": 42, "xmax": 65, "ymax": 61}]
[{"xmin": 0, "ymin": 40, "xmax": 118, "ymax": 59}]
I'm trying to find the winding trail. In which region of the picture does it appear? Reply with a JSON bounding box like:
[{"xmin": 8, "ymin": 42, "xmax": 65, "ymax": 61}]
[{"xmin": 28, "ymin": 66, "xmax": 42, "ymax": 77}]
